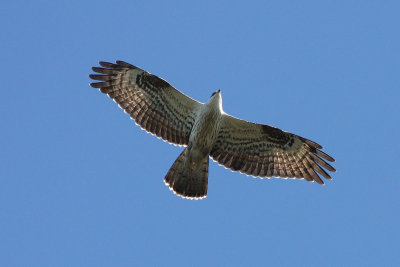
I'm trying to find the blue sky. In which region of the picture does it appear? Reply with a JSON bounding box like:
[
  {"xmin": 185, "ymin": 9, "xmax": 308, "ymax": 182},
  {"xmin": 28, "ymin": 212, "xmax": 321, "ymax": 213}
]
[{"xmin": 1, "ymin": 1, "xmax": 399, "ymax": 266}]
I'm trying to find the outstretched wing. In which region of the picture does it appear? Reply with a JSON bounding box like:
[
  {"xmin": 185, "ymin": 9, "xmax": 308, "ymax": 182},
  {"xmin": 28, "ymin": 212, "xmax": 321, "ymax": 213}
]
[
  {"xmin": 89, "ymin": 61, "xmax": 202, "ymax": 146},
  {"xmin": 210, "ymin": 114, "xmax": 336, "ymax": 184}
]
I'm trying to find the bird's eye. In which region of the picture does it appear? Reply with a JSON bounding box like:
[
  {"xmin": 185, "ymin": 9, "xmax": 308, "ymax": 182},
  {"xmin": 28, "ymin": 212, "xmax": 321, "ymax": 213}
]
[{"xmin": 211, "ymin": 92, "xmax": 216, "ymax": 97}]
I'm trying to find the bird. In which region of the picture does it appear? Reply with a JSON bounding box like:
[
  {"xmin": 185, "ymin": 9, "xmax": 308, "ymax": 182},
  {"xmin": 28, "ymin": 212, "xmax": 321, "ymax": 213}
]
[{"xmin": 89, "ymin": 60, "xmax": 336, "ymax": 199}]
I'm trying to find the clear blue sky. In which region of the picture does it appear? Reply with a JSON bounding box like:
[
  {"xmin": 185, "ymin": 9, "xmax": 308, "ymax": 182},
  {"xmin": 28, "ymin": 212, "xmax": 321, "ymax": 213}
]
[{"xmin": 1, "ymin": 1, "xmax": 399, "ymax": 266}]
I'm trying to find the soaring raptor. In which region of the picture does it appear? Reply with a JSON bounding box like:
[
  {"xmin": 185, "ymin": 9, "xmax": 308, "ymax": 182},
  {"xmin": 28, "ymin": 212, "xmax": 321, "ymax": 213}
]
[{"xmin": 89, "ymin": 61, "xmax": 336, "ymax": 199}]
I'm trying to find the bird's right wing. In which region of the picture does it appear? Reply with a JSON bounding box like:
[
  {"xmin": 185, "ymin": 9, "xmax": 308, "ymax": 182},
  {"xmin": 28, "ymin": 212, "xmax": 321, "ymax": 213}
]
[
  {"xmin": 210, "ymin": 113, "xmax": 336, "ymax": 184},
  {"xmin": 89, "ymin": 61, "xmax": 202, "ymax": 146}
]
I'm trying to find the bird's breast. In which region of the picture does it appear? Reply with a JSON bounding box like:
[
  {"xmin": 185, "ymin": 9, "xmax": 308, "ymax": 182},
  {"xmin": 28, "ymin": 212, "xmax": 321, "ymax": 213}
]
[{"xmin": 189, "ymin": 106, "xmax": 221, "ymax": 157}]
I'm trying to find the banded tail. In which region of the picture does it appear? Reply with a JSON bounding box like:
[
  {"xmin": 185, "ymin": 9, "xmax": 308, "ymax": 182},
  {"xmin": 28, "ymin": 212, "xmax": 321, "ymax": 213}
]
[{"xmin": 164, "ymin": 148, "xmax": 209, "ymax": 199}]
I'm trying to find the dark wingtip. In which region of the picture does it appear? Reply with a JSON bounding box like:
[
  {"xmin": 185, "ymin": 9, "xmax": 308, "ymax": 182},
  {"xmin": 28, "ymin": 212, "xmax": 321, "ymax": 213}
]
[
  {"xmin": 315, "ymin": 177, "xmax": 325, "ymax": 185},
  {"xmin": 99, "ymin": 61, "xmax": 118, "ymax": 68},
  {"xmin": 119, "ymin": 60, "xmax": 139, "ymax": 70},
  {"xmin": 302, "ymin": 138, "xmax": 323, "ymax": 149},
  {"xmin": 90, "ymin": 82, "xmax": 103, "ymax": 88},
  {"xmin": 316, "ymin": 150, "xmax": 335, "ymax": 162}
]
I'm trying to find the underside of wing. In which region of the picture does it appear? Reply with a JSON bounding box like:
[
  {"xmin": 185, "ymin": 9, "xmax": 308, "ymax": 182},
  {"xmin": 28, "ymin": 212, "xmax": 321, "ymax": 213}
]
[
  {"xmin": 89, "ymin": 61, "xmax": 202, "ymax": 146},
  {"xmin": 210, "ymin": 114, "xmax": 336, "ymax": 184}
]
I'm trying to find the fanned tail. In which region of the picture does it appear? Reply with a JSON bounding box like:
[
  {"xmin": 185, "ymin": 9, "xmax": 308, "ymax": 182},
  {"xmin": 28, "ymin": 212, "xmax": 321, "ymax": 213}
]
[{"xmin": 164, "ymin": 148, "xmax": 209, "ymax": 199}]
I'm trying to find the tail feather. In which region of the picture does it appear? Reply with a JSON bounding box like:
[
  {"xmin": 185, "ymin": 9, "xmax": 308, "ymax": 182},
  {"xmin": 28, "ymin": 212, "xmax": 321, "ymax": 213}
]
[{"xmin": 164, "ymin": 148, "xmax": 209, "ymax": 199}]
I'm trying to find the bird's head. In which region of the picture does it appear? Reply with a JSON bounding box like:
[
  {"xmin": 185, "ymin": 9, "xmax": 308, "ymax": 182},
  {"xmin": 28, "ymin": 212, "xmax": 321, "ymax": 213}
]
[
  {"xmin": 210, "ymin": 89, "xmax": 221, "ymax": 98},
  {"xmin": 207, "ymin": 89, "xmax": 223, "ymax": 111}
]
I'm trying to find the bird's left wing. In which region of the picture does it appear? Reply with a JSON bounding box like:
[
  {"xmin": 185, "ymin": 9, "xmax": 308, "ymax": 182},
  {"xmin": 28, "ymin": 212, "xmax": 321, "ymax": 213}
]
[
  {"xmin": 210, "ymin": 114, "xmax": 336, "ymax": 184},
  {"xmin": 89, "ymin": 61, "xmax": 202, "ymax": 146}
]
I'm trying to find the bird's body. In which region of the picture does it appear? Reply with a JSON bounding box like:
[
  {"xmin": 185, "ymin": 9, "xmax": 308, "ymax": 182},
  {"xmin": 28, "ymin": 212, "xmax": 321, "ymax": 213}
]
[
  {"xmin": 89, "ymin": 61, "xmax": 336, "ymax": 199},
  {"xmin": 188, "ymin": 92, "xmax": 222, "ymax": 169},
  {"xmin": 164, "ymin": 91, "xmax": 224, "ymax": 198}
]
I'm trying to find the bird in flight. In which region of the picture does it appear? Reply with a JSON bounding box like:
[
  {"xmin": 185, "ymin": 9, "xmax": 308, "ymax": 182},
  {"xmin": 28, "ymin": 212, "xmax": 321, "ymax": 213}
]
[{"xmin": 89, "ymin": 61, "xmax": 336, "ymax": 199}]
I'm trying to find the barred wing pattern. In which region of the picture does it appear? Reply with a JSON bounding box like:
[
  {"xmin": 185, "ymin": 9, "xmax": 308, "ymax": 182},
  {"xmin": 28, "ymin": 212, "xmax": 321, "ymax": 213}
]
[
  {"xmin": 210, "ymin": 114, "xmax": 336, "ymax": 184},
  {"xmin": 89, "ymin": 61, "xmax": 202, "ymax": 146}
]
